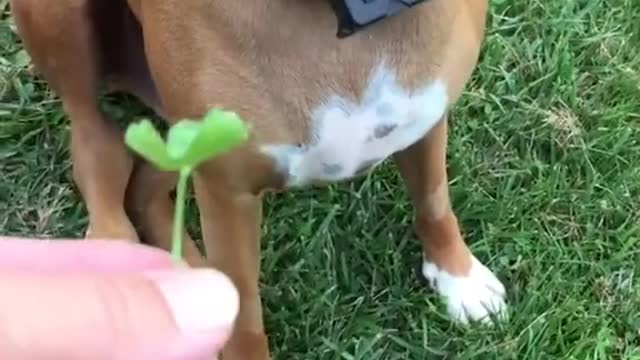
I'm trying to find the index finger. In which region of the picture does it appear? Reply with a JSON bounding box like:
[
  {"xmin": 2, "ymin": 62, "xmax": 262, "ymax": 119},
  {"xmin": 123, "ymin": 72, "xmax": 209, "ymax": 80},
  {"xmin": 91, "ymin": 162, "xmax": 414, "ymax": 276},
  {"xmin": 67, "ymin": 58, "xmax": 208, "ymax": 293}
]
[{"xmin": 0, "ymin": 237, "xmax": 176, "ymax": 274}]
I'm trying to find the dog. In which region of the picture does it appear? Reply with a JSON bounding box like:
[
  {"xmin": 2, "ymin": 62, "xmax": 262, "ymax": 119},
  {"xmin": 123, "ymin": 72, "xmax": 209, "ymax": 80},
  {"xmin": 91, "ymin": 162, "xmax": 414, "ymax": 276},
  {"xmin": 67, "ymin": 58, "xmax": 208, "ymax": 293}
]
[{"xmin": 10, "ymin": 0, "xmax": 504, "ymax": 358}]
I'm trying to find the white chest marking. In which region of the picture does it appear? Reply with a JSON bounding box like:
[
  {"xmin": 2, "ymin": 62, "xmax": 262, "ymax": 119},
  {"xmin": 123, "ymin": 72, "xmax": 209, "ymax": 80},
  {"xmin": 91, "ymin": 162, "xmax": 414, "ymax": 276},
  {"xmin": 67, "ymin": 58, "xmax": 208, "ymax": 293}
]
[{"xmin": 262, "ymin": 64, "xmax": 449, "ymax": 187}]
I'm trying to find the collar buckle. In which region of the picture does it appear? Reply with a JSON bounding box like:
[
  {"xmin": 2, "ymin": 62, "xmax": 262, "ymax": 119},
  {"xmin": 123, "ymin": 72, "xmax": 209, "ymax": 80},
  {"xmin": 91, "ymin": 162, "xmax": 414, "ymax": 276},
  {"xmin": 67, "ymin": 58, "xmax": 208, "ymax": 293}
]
[{"xmin": 332, "ymin": 0, "xmax": 427, "ymax": 38}]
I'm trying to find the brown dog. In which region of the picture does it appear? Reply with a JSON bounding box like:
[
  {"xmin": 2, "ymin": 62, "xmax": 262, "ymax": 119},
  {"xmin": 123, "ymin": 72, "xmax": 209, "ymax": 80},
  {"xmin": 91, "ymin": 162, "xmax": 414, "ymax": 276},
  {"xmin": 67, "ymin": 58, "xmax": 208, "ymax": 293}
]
[{"xmin": 10, "ymin": 0, "xmax": 504, "ymax": 358}]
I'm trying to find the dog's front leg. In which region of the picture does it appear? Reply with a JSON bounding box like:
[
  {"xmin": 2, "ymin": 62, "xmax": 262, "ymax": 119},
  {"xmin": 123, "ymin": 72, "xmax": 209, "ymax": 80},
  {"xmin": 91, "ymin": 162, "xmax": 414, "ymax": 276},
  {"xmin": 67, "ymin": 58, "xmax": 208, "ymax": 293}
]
[
  {"xmin": 192, "ymin": 166, "xmax": 270, "ymax": 360},
  {"xmin": 394, "ymin": 116, "xmax": 507, "ymax": 324}
]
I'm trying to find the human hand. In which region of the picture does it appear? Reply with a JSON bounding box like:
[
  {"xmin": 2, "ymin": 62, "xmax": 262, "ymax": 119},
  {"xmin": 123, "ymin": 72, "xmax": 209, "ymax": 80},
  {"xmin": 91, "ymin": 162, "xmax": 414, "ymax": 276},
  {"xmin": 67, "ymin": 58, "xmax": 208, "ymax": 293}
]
[{"xmin": 0, "ymin": 237, "xmax": 239, "ymax": 360}]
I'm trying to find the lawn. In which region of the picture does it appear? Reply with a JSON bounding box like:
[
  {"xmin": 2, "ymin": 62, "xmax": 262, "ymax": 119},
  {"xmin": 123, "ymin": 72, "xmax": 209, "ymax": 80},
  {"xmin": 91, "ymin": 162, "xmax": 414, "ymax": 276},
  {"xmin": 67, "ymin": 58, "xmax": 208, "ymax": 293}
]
[{"xmin": 1, "ymin": 0, "xmax": 640, "ymax": 359}]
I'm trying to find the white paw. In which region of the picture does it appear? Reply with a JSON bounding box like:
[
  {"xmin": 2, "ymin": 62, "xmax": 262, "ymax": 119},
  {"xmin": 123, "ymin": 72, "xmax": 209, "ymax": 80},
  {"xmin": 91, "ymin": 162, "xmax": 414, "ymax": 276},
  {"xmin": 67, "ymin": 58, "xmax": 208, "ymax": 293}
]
[{"xmin": 422, "ymin": 256, "xmax": 507, "ymax": 324}]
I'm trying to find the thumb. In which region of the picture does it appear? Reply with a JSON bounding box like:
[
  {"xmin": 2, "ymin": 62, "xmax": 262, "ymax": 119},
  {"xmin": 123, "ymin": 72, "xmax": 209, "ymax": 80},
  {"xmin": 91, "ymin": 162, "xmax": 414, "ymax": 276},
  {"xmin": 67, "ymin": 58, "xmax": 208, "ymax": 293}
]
[{"xmin": 0, "ymin": 268, "xmax": 239, "ymax": 360}]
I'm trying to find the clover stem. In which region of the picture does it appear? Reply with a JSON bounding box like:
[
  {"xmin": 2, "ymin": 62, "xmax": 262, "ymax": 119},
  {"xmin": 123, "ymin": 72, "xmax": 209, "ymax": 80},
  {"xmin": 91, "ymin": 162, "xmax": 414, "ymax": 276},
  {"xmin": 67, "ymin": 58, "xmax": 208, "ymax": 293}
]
[{"xmin": 171, "ymin": 166, "xmax": 192, "ymax": 263}]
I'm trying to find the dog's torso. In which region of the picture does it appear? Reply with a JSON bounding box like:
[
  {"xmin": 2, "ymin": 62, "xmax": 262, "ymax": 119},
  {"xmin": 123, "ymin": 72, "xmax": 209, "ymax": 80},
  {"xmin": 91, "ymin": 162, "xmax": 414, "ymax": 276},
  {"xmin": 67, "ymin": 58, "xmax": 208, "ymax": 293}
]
[{"xmin": 100, "ymin": 0, "xmax": 488, "ymax": 189}]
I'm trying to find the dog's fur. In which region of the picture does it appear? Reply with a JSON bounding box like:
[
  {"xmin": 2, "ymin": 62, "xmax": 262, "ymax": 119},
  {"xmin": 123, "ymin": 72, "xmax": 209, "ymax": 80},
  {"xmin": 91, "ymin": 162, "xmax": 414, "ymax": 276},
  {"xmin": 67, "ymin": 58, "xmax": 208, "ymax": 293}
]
[{"xmin": 10, "ymin": 0, "xmax": 505, "ymax": 358}]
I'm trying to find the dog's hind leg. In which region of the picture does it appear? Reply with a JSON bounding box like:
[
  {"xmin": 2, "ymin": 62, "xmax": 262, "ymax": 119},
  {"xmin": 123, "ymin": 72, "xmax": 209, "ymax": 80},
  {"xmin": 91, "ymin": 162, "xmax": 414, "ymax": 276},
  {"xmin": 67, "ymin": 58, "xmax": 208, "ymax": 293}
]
[
  {"xmin": 125, "ymin": 161, "xmax": 207, "ymax": 266},
  {"xmin": 11, "ymin": 0, "xmax": 138, "ymax": 241}
]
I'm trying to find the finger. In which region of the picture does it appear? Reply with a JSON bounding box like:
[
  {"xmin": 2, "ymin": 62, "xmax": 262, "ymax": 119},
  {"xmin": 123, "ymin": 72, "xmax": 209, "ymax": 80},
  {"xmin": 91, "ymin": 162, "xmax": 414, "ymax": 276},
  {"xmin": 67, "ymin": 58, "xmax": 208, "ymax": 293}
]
[
  {"xmin": 0, "ymin": 268, "xmax": 238, "ymax": 360},
  {"xmin": 0, "ymin": 237, "xmax": 176, "ymax": 273}
]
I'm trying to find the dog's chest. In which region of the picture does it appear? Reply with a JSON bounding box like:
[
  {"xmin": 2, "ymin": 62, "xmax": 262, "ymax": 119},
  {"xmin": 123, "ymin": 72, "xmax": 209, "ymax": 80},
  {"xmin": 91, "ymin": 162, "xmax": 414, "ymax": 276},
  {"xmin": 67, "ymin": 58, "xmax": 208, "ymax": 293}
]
[
  {"xmin": 225, "ymin": 1, "xmax": 452, "ymax": 187},
  {"xmin": 261, "ymin": 64, "xmax": 448, "ymax": 187}
]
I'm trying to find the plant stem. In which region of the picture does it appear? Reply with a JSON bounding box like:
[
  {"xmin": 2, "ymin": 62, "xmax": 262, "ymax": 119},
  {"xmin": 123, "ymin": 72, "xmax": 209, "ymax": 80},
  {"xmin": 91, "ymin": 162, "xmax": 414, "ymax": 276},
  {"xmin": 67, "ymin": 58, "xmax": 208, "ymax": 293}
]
[{"xmin": 172, "ymin": 166, "xmax": 192, "ymax": 263}]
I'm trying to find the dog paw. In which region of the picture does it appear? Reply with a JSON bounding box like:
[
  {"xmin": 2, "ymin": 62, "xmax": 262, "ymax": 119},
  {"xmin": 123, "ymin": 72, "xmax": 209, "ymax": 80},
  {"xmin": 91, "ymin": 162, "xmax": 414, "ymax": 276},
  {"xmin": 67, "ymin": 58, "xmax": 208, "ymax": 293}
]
[
  {"xmin": 422, "ymin": 256, "xmax": 507, "ymax": 324},
  {"xmin": 84, "ymin": 225, "xmax": 93, "ymax": 238},
  {"xmin": 222, "ymin": 330, "xmax": 271, "ymax": 360},
  {"xmin": 84, "ymin": 219, "xmax": 140, "ymax": 242}
]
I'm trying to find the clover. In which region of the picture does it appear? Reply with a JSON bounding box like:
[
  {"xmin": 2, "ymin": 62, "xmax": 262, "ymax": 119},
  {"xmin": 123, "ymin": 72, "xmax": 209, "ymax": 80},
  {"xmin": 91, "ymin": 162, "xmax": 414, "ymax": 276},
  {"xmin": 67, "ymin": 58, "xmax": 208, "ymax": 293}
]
[{"xmin": 124, "ymin": 108, "xmax": 250, "ymax": 263}]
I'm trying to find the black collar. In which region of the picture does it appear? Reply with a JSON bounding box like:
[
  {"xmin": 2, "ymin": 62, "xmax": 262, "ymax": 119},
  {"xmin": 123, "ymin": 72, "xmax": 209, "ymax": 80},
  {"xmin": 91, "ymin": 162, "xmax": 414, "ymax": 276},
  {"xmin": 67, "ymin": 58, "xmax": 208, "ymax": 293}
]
[{"xmin": 331, "ymin": 0, "xmax": 428, "ymax": 38}]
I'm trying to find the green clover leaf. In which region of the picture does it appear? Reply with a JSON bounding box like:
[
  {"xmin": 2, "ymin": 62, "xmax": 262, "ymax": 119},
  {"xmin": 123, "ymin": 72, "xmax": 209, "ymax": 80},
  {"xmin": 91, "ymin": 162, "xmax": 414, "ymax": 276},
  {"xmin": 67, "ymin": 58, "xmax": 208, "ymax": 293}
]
[
  {"xmin": 123, "ymin": 108, "xmax": 250, "ymax": 263},
  {"xmin": 165, "ymin": 109, "xmax": 250, "ymax": 169},
  {"xmin": 124, "ymin": 119, "xmax": 180, "ymax": 171},
  {"xmin": 126, "ymin": 109, "xmax": 249, "ymax": 172}
]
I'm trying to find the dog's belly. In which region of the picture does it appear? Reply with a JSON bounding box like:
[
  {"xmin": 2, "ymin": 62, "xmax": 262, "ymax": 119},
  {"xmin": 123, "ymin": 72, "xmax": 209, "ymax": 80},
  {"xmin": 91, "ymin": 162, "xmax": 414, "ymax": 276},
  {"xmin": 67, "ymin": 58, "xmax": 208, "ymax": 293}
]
[{"xmin": 261, "ymin": 64, "xmax": 448, "ymax": 187}]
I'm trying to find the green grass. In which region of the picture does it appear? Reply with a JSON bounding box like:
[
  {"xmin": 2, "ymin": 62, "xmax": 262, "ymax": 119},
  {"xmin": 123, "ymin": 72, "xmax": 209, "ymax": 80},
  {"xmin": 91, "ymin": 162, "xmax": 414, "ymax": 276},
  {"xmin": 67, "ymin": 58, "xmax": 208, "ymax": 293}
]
[{"xmin": 2, "ymin": 0, "xmax": 640, "ymax": 359}]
